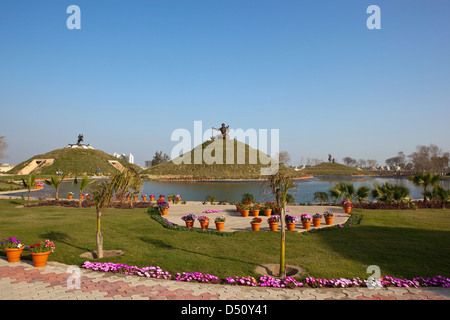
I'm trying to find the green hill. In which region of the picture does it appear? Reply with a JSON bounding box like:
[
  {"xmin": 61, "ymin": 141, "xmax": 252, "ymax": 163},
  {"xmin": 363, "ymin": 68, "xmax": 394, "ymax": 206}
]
[
  {"xmin": 8, "ymin": 147, "xmax": 139, "ymax": 176},
  {"xmin": 141, "ymin": 139, "xmax": 298, "ymax": 180},
  {"xmin": 297, "ymin": 162, "xmax": 374, "ymax": 176}
]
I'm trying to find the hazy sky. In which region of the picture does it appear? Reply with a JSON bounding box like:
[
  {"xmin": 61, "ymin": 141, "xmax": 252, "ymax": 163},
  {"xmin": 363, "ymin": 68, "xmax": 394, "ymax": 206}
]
[{"xmin": 1, "ymin": 0, "xmax": 449, "ymax": 166}]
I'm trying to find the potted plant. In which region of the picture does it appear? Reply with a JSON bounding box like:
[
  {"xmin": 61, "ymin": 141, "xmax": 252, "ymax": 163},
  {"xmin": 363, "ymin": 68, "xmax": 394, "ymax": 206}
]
[
  {"xmin": 342, "ymin": 200, "xmax": 353, "ymax": 213},
  {"xmin": 300, "ymin": 214, "xmax": 312, "ymax": 230},
  {"xmin": 158, "ymin": 201, "xmax": 170, "ymax": 215},
  {"xmin": 1, "ymin": 237, "xmax": 25, "ymax": 263},
  {"xmin": 267, "ymin": 215, "xmax": 280, "ymax": 231},
  {"xmin": 285, "ymin": 215, "xmax": 299, "ymax": 231},
  {"xmin": 68, "ymin": 192, "xmax": 74, "ymax": 200},
  {"xmin": 29, "ymin": 240, "xmax": 55, "ymax": 267},
  {"xmin": 313, "ymin": 213, "xmax": 322, "ymax": 227},
  {"xmin": 324, "ymin": 211, "xmax": 334, "ymax": 225},
  {"xmin": 263, "ymin": 202, "xmax": 275, "ymax": 216},
  {"xmin": 251, "ymin": 204, "xmax": 261, "ymax": 217},
  {"xmin": 176, "ymin": 194, "xmax": 182, "ymax": 203},
  {"xmin": 86, "ymin": 193, "xmax": 91, "ymax": 200},
  {"xmin": 214, "ymin": 215, "xmax": 226, "ymax": 231},
  {"xmin": 80, "ymin": 193, "xmax": 85, "ymax": 201},
  {"xmin": 149, "ymin": 194, "xmax": 155, "ymax": 202},
  {"xmin": 198, "ymin": 215, "xmax": 210, "ymax": 230},
  {"xmin": 181, "ymin": 214, "xmax": 196, "ymax": 229},
  {"xmin": 240, "ymin": 204, "xmax": 251, "ymax": 217},
  {"xmin": 251, "ymin": 217, "xmax": 262, "ymax": 231},
  {"xmin": 159, "ymin": 194, "xmax": 165, "ymax": 201},
  {"xmin": 141, "ymin": 194, "xmax": 147, "ymax": 202}
]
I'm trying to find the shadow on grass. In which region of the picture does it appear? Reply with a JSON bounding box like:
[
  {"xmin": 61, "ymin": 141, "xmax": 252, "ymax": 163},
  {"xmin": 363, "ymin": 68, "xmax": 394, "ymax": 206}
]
[
  {"xmin": 39, "ymin": 231, "xmax": 91, "ymax": 252},
  {"xmin": 315, "ymin": 225, "xmax": 450, "ymax": 278}
]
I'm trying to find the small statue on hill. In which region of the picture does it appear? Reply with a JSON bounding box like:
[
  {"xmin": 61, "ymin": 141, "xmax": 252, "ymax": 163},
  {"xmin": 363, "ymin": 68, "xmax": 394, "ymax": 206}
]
[
  {"xmin": 211, "ymin": 123, "xmax": 230, "ymax": 140},
  {"xmin": 77, "ymin": 134, "xmax": 84, "ymax": 145}
]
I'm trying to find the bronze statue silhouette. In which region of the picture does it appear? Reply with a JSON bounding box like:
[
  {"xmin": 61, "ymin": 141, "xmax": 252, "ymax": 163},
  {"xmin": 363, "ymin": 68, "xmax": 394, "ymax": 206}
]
[
  {"xmin": 77, "ymin": 134, "xmax": 84, "ymax": 145},
  {"xmin": 211, "ymin": 123, "xmax": 230, "ymax": 140}
]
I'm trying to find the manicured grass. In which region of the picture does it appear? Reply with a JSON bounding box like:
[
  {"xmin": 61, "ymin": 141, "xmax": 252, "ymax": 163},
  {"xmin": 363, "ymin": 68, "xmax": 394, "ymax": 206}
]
[{"xmin": 0, "ymin": 199, "xmax": 449, "ymax": 280}]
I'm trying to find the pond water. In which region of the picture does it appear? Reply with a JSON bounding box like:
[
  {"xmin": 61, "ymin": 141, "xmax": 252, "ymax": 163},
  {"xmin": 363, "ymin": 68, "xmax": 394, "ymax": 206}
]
[{"xmin": 6, "ymin": 176, "xmax": 450, "ymax": 203}]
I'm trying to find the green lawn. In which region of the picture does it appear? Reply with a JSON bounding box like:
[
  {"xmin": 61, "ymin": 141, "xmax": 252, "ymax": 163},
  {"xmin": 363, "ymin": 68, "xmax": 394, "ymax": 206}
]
[{"xmin": 1, "ymin": 199, "xmax": 449, "ymax": 280}]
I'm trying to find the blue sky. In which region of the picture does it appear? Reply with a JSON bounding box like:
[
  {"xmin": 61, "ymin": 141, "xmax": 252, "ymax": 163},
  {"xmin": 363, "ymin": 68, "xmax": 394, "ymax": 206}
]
[{"xmin": 1, "ymin": 0, "xmax": 449, "ymax": 166}]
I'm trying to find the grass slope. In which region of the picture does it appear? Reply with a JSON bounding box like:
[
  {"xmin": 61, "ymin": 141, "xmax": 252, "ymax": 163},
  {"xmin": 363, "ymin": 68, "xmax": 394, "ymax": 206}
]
[
  {"xmin": 142, "ymin": 140, "xmax": 298, "ymax": 180},
  {"xmin": 8, "ymin": 148, "xmax": 139, "ymax": 176},
  {"xmin": 298, "ymin": 162, "xmax": 374, "ymax": 176}
]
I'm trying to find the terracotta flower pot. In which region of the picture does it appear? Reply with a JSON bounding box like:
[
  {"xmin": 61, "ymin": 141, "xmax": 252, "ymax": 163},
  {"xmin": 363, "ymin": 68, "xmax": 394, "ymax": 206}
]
[
  {"xmin": 343, "ymin": 206, "xmax": 351, "ymax": 213},
  {"xmin": 252, "ymin": 210, "xmax": 260, "ymax": 217},
  {"xmin": 264, "ymin": 209, "xmax": 272, "ymax": 216},
  {"xmin": 251, "ymin": 223, "xmax": 261, "ymax": 231},
  {"xmin": 150, "ymin": 197, "xmax": 155, "ymax": 202},
  {"xmin": 200, "ymin": 221, "xmax": 209, "ymax": 230},
  {"xmin": 301, "ymin": 221, "xmax": 311, "ymax": 230},
  {"xmin": 160, "ymin": 209, "xmax": 168, "ymax": 216},
  {"xmin": 68, "ymin": 195, "xmax": 73, "ymax": 200},
  {"xmin": 80, "ymin": 194, "xmax": 84, "ymax": 200},
  {"xmin": 269, "ymin": 222, "xmax": 279, "ymax": 231},
  {"xmin": 4, "ymin": 247, "xmax": 25, "ymax": 263},
  {"xmin": 142, "ymin": 196, "xmax": 147, "ymax": 202},
  {"xmin": 241, "ymin": 210, "xmax": 249, "ymax": 217},
  {"xmin": 185, "ymin": 220, "xmax": 194, "ymax": 229},
  {"xmin": 286, "ymin": 222, "xmax": 296, "ymax": 231},
  {"xmin": 86, "ymin": 195, "xmax": 91, "ymax": 200},
  {"xmin": 31, "ymin": 251, "xmax": 51, "ymax": 268},
  {"xmin": 215, "ymin": 222, "xmax": 225, "ymax": 231},
  {"xmin": 313, "ymin": 218, "xmax": 321, "ymax": 227},
  {"xmin": 325, "ymin": 217, "xmax": 334, "ymax": 225}
]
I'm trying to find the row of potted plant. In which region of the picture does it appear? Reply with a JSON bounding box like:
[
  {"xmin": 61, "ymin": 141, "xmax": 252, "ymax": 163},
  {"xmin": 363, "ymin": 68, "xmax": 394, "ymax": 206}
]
[
  {"xmin": 82, "ymin": 261, "xmax": 450, "ymax": 289},
  {"xmin": 249, "ymin": 212, "xmax": 335, "ymax": 231},
  {"xmin": 1, "ymin": 237, "xmax": 55, "ymax": 267},
  {"xmin": 181, "ymin": 214, "xmax": 227, "ymax": 231}
]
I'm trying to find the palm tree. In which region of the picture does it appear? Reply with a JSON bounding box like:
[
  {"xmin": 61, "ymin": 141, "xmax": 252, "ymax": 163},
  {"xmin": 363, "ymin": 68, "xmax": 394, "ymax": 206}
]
[
  {"xmin": 430, "ymin": 185, "xmax": 450, "ymax": 209},
  {"xmin": 371, "ymin": 183, "xmax": 411, "ymax": 206},
  {"xmin": 392, "ymin": 185, "xmax": 411, "ymax": 206},
  {"xmin": 73, "ymin": 176, "xmax": 91, "ymax": 207},
  {"xmin": 264, "ymin": 167, "xmax": 298, "ymax": 278},
  {"xmin": 355, "ymin": 186, "xmax": 371, "ymax": 203},
  {"xmin": 314, "ymin": 191, "xmax": 329, "ymax": 205},
  {"xmin": 330, "ymin": 182, "xmax": 370, "ymax": 204},
  {"xmin": 408, "ymin": 172, "xmax": 441, "ymax": 202},
  {"xmin": 44, "ymin": 174, "xmax": 66, "ymax": 200},
  {"xmin": 21, "ymin": 173, "xmax": 36, "ymax": 206}
]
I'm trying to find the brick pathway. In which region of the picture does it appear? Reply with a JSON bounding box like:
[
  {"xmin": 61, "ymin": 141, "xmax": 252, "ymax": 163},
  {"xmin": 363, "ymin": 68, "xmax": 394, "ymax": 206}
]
[{"xmin": 1, "ymin": 257, "xmax": 449, "ymax": 301}]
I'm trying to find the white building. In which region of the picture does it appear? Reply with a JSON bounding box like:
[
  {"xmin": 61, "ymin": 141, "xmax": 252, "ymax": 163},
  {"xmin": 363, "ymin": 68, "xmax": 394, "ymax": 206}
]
[{"xmin": 128, "ymin": 153, "xmax": 134, "ymax": 164}]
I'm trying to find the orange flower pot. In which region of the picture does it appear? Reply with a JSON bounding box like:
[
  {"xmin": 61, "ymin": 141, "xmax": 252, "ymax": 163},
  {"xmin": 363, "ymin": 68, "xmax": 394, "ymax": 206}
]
[
  {"xmin": 31, "ymin": 251, "xmax": 51, "ymax": 268},
  {"xmin": 313, "ymin": 218, "xmax": 321, "ymax": 227},
  {"xmin": 269, "ymin": 222, "xmax": 279, "ymax": 231},
  {"xmin": 215, "ymin": 222, "xmax": 225, "ymax": 231},
  {"xmin": 264, "ymin": 209, "xmax": 272, "ymax": 216},
  {"xmin": 241, "ymin": 210, "xmax": 249, "ymax": 217},
  {"xmin": 142, "ymin": 196, "xmax": 147, "ymax": 202},
  {"xmin": 86, "ymin": 195, "xmax": 91, "ymax": 200},
  {"xmin": 185, "ymin": 220, "xmax": 194, "ymax": 229},
  {"xmin": 301, "ymin": 221, "xmax": 311, "ymax": 230},
  {"xmin": 68, "ymin": 195, "xmax": 73, "ymax": 200},
  {"xmin": 5, "ymin": 247, "xmax": 25, "ymax": 263},
  {"xmin": 252, "ymin": 210, "xmax": 260, "ymax": 217},
  {"xmin": 286, "ymin": 222, "xmax": 296, "ymax": 231},
  {"xmin": 200, "ymin": 221, "xmax": 209, "ymax": 230},
  {"xmin": 343, "ymin": 206, "xmax": 351, "ymax": 213},
  {"xmin": 150, "ymin": 197, "xmax": 155, "ymax": 202},
  {"xmin": 325, "ymin": 217, "xmax": 334, "ymax": 225},
  {"xmin": 80, "ymin": 194, "xmax": 84, "ymax": 200},
  {"xmin": 251, "ymin": 223, "xmax": 261, "ymax": 231}
]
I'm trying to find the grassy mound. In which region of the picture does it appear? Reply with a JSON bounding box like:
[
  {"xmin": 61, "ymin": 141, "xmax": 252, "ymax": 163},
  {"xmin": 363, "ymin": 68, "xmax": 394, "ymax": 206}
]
[
  {"xmin": 8, "ymin": 148, "xmax": 139, "ymax": 176},
  {"xmin": 141, "ymin": 140, "xmax": 298, "ymax": 180},
  {"xmin": 297, "ymin": 162, "xmax": 374, "ymax": 176}
]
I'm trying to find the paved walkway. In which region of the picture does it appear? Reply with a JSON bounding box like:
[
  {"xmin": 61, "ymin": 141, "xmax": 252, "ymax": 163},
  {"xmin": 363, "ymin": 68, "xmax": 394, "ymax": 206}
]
[{"xmin": 1, "ymin": 257, "xmax": 449, "ymax": 301}]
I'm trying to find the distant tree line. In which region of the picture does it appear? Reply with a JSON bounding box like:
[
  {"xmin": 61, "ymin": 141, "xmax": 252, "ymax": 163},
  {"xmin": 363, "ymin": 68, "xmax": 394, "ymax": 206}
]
[{"xmin": 342, "ymin": 144, "xmax": 449, "ymax": 175}]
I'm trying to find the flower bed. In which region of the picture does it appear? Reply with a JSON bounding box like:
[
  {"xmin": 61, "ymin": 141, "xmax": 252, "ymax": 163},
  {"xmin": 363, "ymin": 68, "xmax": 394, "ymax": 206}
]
[{"xmin": 81, "ymin": 261, "xmax": 450, "ymax": 289}]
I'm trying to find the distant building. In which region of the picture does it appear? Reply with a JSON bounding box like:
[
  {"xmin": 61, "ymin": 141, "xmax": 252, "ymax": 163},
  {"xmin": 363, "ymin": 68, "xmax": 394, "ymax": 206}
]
[{"xmin": 128, "ymin": 153, "xmax": 134, "ymax": 164}]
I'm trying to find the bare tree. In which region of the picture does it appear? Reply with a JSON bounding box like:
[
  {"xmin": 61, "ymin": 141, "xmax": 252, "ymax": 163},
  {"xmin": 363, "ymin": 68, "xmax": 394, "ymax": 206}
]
[
  {"xmin": 343, "ymin": 157, "xmax": 357, "ymax": 167},
  {"xmin": 0, "ymin": 136, "xmax": 7, "ymax": 161}
]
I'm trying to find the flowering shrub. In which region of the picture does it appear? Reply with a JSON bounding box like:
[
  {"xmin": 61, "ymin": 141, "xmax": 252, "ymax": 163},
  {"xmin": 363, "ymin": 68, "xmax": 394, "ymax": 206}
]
[
  {"xmin": 285, "ymin": 215, "xmax": 299, "ymax": 223},
  {"xmin": 313, "ymin": 213, "xmax": 323, "ymax": 219},
  {"xmin": 300, "ymin": 214, "xmax": 312, "ymax": 221},
  {"xmin": 81, "ymin": 262, "xmax": 450, "ymax": 289},
  {"xmin": 1, "ymin": 237, "xmax": 23, "ymax": 249},
  {"xmin": 251, "ymin": 217, "xmax": 262, "ymax": 224},
  {"xmin": 158, "ymin": 201, "xmax": 170, "ymax": 211},
  {"xmin": 197, "ymin": 215, "xmax": 209, "ymax": 222},
  {"xmin": 176, "ymin": 194, "xmax": 181, "ymax": 198},
  {"xmin": 181, "ymin": 214, "xmax": 196, "ymax": 221},
  {"xmin": 342, "ymin": 200, "xmax": 353, "ymax": 208},
  {"xmin": 215, "ymin": 215, "xmax": 226, "ymax": 222},
  {"xmin": 267, "ymin": 215, "xmax": 280, "ymax": 223},
  {"xmin": 29, "ymin": 240, "xmax": 55, "ymax": 253},
  {"xmin": 323, "ymin": 211, "xmax": 334, "ymax": 217}
]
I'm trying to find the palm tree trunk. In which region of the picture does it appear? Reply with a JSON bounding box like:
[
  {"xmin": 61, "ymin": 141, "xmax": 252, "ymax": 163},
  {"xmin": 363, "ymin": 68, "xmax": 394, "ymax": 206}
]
[{"xmin": 96, "ymin": 210, "xmax": 103, "ymax": 258}]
